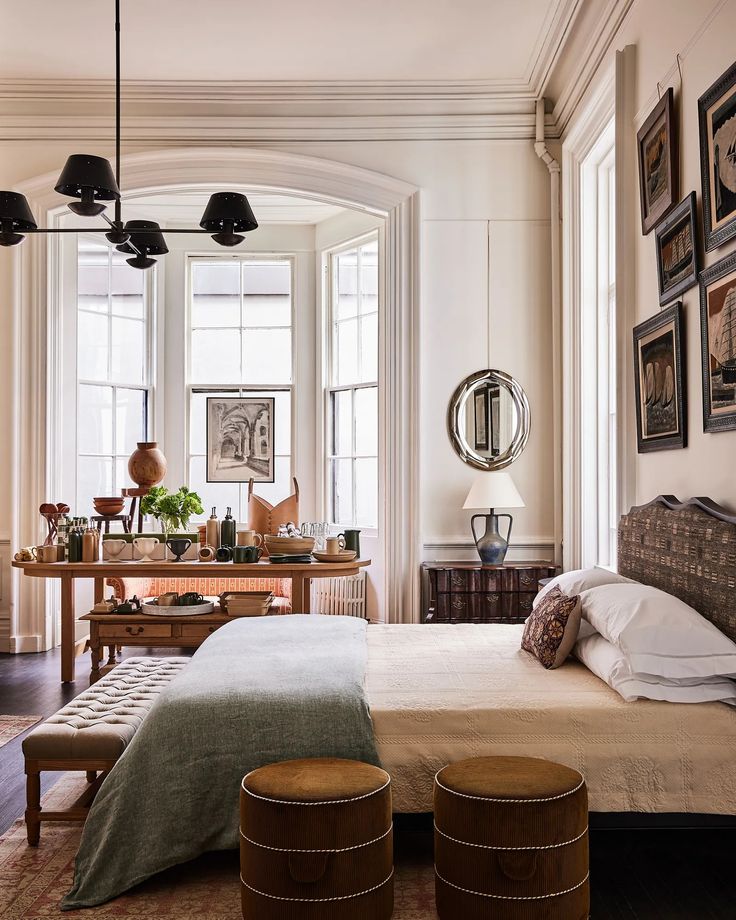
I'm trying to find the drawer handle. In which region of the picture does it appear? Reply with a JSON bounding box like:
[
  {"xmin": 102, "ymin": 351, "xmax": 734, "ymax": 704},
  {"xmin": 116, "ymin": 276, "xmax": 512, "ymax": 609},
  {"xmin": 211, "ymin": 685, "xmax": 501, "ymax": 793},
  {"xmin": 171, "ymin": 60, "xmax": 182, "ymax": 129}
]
[
  {"xmin": 125, "ymin": 626, "xmax": 144, "ymax": 636},
  {"xmin": 208, "ymin": 626, "xmax": 216, "ymax": 633}
]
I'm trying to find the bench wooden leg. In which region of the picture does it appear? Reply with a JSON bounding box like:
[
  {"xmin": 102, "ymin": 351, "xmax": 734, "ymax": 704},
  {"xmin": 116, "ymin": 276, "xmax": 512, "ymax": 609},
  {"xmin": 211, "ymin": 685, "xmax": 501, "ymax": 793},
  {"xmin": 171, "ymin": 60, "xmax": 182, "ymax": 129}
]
[
  {"xmin": 86, "ymin": 771, "xmax": 97, "ymax": 783},
  {"xmin": 25, "ymin": 766, "xmax": 41, "ymax": 847}
]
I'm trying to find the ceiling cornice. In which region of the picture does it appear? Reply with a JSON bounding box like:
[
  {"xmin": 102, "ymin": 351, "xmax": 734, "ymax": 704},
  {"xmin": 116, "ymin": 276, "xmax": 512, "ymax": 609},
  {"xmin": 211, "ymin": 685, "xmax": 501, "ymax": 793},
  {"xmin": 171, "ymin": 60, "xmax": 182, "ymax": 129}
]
[
  {"xmin": 549, "ymin": 0, "xmax": 636, "ymax": 135},
  {"xmin": 0, "ymin": 0, "xmax": 638, "ymax": 144}
]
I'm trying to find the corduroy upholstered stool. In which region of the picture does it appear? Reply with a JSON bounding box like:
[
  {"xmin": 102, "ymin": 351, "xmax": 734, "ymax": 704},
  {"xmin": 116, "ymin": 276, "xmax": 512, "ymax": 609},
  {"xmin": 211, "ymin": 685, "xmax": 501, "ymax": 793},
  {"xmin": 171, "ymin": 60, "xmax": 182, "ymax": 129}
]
[
  {"xmin": 240, "ymin": 758, "xmax": 393, "ymax": 919},
  {"xmin": 434, "ymin": 756, "xmax": 589, "ymax": 919}
]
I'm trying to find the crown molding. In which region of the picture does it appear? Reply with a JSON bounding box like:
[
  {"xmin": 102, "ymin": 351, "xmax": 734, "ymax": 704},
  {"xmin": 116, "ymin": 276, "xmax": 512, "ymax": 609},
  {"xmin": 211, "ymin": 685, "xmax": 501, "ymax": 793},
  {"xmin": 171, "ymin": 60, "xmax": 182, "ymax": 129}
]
[
  {"xmin": 549, "ymin": 0, "xmax": 636, "ymax": 136},
  {"xmin": 0, "ymin": 1, "xmax": 581, "ymax": 143},
  {"xmin": 0, "ymin": 111, "xmax": 558, "ymax": 143}
]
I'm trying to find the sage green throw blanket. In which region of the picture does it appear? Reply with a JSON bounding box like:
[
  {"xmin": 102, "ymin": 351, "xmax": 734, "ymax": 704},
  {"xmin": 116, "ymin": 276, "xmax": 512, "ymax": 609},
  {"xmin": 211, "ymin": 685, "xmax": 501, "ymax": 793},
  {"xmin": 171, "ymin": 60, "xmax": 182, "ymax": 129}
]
[{"xmin": 62, "ymin": 615, "xmax": 379, "ymax": 909}]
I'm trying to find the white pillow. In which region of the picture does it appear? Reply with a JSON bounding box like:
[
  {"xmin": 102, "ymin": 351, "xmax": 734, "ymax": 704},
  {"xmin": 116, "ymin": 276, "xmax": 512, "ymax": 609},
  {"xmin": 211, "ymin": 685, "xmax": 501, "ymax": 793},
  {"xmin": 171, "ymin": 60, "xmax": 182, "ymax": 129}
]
[
  {"xmin": 534, "ymin": 567, "xmax": 634, "ymax": 608},
  {"xmin": 575, "ymin": 632, "xmax": 736, "ymax": 705},
  {"xmin": 578, "ymin": 582, "xmax": 736, "ymax": 680}
]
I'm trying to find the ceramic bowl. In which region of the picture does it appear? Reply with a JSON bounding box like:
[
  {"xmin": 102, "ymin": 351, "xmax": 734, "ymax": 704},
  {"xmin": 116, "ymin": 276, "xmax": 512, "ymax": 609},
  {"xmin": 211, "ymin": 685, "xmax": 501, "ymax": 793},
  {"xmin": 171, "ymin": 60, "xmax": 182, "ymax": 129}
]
[{"xmin": 264, "ymin": 535, "xmax": 316, "ymax": 555}]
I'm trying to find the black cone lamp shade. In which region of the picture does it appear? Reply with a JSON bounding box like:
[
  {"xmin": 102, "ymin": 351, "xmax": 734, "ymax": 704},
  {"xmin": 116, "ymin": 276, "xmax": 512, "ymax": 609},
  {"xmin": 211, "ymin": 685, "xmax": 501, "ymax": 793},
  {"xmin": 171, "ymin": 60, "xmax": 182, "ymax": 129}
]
[
  {"xmin": 200, "ymin": 192, "xmax": 258, "ymax": 246},
  {"xmin": 116, "ymin": 220, "xmax": 168, "ymax": 270},
  {"xmin": 55, "ymin": 154, "xmax": 120, "ymax": 217},
  {"xmin": 0, "ymin": 191, "xmax": 37, "ymax": 246}
]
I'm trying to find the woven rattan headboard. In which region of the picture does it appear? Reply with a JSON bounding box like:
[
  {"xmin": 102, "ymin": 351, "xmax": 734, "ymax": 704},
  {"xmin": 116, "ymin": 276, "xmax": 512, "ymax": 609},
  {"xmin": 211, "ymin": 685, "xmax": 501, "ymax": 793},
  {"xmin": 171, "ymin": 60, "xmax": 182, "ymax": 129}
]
[{"xmin": 618, "ymin": 495, "xmax": 736, "ymax": 643}]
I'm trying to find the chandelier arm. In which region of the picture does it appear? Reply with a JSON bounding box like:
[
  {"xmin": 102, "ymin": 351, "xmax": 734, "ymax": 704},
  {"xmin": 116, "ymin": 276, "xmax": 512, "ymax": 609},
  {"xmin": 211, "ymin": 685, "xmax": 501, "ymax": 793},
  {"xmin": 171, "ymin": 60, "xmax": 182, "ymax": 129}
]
[{"xmin": 23, "ymin": 228, "xmax": 220, "ymax": 234}]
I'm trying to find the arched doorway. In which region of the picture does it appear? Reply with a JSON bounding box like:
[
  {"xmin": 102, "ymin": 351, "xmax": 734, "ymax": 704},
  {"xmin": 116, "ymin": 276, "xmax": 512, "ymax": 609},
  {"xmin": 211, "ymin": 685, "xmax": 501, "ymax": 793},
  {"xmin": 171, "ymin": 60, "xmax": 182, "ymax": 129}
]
[{"xmin": 10, "ymin": 147, "xmax": 420, "ymax": 655}]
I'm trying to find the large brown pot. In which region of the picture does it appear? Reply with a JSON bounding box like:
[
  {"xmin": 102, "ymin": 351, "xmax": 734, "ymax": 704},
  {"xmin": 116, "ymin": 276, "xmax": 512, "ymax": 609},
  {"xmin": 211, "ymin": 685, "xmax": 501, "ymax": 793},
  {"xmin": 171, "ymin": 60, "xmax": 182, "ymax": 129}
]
[{"xmin": 128, "ymin": 441, "xmax": 167, "ymax": 488}]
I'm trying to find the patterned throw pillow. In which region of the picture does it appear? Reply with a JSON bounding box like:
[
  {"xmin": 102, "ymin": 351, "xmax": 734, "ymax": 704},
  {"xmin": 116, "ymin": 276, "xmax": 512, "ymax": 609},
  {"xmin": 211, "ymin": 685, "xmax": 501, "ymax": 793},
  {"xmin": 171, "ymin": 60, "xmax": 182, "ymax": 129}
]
[{"xmin": 521, "ymin": 585, "xmax": 582, "ymax": 669}]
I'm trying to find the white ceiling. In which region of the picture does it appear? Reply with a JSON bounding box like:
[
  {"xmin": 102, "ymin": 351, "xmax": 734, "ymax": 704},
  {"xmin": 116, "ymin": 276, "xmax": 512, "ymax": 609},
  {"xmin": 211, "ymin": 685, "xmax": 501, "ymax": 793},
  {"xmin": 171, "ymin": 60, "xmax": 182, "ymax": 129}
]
[
  {"xmin": 124, "ymin": 192, "xmax": 346, "ymax": 226},
  {"xmin": 0, "ymin": 0, "xmax": 569, "ymax": 84}
]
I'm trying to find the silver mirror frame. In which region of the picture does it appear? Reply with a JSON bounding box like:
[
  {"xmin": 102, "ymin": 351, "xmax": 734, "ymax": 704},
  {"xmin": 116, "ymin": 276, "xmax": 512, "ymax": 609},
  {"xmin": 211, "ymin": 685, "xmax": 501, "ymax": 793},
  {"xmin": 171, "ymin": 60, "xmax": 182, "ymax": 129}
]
[{"xmin": 447, "ymin": 368, "xmax": 531, "ymax": 471}]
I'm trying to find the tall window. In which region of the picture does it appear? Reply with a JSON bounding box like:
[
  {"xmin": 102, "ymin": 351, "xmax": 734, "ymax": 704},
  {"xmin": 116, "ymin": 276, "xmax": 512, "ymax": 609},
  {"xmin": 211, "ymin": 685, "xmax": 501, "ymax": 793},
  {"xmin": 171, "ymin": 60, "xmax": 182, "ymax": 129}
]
[
  {"xmin": 579, "ymin": 121, "xmax": 617, "ymax": 569},
  {"xmin": 186, "ymin": 257, "xmax": 293, "ymax": 519},
  {"xmin": 76, "ymin": 240, "xmax": 152, "ymax": 511},
  {"xmin": 327, "ymin": 237, "xmax": 378, "ymax": 528}
]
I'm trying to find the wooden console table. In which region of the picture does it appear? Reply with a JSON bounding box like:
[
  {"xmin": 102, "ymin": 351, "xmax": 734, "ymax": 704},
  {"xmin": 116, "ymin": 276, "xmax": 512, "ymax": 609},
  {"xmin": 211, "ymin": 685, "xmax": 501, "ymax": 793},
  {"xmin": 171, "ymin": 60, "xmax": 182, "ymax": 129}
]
[
  {"xmin": 81, "ymin": 609, "xmax": 250, "ymax": 683},
  {"xmin": 12, "ymin": 558, "xmax": 370, "ymax": 683},
  {"xmin": 420, "ymin": 561, "xmax": 559, "ymax": 624}
]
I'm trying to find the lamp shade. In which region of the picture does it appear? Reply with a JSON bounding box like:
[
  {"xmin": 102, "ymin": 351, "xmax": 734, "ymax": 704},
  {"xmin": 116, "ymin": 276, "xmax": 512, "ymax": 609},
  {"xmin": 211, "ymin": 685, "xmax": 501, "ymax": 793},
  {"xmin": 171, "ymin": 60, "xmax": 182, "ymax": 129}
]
[
  {"xmin": 463, "ymin": 471, "xmax": 525, "ymax": 510},
  {"xmin": 200, "ymin": 192, "xmax": 258, "ymax": 233},
  {"xmin": 0, "ymin": 191, "xmax": 37, "ymax": 230},
  {"xmin": 115, "ymin": 220, "xmax": 169, "ymax": 256},
  {"xmin": 55, "ymin": 154, "xmax": 120, "ymax": 216}
]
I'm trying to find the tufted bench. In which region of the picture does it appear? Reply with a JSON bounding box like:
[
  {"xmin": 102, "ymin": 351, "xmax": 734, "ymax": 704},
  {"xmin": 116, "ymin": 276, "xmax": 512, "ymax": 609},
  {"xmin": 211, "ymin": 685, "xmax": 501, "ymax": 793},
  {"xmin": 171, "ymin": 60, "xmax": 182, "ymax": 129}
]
[{"xmin": 22, "ymin": 656, "xmax": 189, "ymax": 845}]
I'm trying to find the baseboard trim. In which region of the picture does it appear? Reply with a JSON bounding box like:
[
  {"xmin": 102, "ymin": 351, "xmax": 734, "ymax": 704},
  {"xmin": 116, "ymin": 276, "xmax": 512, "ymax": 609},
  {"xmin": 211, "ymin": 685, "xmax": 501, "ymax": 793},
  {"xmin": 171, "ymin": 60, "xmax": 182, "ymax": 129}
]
[{"xmin": 1, "ymin": 634, "xmax": 43, "ymax": 654}]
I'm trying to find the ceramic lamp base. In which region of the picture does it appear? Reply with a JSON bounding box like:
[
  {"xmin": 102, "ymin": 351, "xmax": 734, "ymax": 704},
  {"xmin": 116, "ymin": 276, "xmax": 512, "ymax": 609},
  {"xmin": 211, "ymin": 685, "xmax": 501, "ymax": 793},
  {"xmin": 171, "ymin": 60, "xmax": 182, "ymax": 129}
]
[{"xmin": 470, "ymin": 512, "xmax": 513, "ymax": 565}]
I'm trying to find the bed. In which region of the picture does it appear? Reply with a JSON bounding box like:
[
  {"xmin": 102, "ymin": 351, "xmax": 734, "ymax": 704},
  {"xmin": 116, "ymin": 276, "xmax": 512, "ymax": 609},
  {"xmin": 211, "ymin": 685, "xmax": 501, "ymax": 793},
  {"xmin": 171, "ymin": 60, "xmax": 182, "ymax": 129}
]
[
  {"xmin": 370, "ymin": 494, "xmax": 736, "ymax": 814},
  {"xmin": 63, "ymin": 495, "xmax": 736, "ymax": 907}
]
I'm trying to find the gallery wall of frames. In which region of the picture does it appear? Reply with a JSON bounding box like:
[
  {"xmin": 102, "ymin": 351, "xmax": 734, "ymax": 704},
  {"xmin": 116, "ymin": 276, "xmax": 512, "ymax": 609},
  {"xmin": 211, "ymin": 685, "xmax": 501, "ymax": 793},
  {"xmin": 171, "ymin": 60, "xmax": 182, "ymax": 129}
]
[{"xmin": 631, "ymin": 25, "xmax": 736, "ymax": 464}]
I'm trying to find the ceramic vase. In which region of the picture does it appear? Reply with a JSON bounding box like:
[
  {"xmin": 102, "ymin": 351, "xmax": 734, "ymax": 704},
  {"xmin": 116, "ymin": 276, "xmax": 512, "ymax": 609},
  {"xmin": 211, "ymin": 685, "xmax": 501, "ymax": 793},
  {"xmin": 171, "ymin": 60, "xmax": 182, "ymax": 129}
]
[{"xmin": 128, "ymin": 441, "xmax": 167, "ymax": 488}]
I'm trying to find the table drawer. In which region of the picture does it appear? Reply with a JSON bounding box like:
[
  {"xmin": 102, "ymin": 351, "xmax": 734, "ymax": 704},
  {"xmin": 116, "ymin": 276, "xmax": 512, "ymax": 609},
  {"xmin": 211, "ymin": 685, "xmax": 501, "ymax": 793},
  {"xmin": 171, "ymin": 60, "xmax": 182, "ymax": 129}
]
[
  {"xmin": 180, "ymin": 623, "xmax": 222, "ymax": 639},
  {"xmin": 98, "ymin": 623, "xmax": 172, "ymax": 639}
]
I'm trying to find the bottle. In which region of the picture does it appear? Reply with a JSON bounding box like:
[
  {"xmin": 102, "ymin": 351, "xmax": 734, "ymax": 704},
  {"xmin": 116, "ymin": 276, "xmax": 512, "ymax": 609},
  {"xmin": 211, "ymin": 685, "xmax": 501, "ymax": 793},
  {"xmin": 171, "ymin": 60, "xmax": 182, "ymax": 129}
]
[
  {"xmin": 82, "ymin": 523, "xmax": 98, "ymax": 563},
  {"xmin": 68, "ymin": 524, "xmax": 83, "ymax": 563},
  {"xmin": 206, "ymin": 507, "xmax": 220, "ymax": 549},
  {"xmin": 221, "ymin": 507, "xmax": 236, "ymax": 548}
]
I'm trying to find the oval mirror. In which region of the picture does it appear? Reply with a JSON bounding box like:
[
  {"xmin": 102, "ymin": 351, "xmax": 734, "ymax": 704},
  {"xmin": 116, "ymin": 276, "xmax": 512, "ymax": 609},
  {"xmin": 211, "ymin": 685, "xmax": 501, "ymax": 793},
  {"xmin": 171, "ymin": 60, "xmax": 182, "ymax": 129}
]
[{"xmin": 447, "ymin": 369, "xmax": 530, "ymax": 471}]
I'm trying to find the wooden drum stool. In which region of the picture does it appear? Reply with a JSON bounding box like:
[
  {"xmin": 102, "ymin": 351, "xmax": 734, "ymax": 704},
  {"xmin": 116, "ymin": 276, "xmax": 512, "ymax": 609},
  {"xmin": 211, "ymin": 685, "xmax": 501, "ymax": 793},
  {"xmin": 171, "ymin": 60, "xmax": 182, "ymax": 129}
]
[
  {"xmin": 240, "ymin": 758, "xmax": 393, "ymax": 919},
  {"xmin": 434, "ymin": 756, "xmax": 589, "ymax": 919}
]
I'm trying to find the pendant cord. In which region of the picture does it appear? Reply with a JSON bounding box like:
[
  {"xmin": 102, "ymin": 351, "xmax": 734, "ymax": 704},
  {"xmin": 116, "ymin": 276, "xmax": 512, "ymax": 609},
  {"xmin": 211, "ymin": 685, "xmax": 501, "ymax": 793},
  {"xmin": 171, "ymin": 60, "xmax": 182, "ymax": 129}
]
[{"xmin": 114, "ymin": 0, "xmax": 121, "ymax": 224}]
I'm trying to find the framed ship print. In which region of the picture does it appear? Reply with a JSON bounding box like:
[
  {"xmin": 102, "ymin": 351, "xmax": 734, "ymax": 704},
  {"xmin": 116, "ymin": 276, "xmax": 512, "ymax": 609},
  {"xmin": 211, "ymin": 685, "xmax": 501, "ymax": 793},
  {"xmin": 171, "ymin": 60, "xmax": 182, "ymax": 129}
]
[
  {"xmin": 699, "ymin": 251, "xmax": 736, "ymax": 432},
  {"xmin": 633, "ymin": 303, "xmax": 686, "ymax": 452},
  {"xmin": 637, "ymin": 87, "xmax": 678, "ymax": 234},
  {"xmin": 655, "ymin": 192, "xmax": 699, "ymax": 306},
  {"xmin": 206, "ymin": 395, "xmax": 275, "ymax": 482},
  {"xmin": 699, "ymin": 60, "xmax": 736, "ymax": 251}
]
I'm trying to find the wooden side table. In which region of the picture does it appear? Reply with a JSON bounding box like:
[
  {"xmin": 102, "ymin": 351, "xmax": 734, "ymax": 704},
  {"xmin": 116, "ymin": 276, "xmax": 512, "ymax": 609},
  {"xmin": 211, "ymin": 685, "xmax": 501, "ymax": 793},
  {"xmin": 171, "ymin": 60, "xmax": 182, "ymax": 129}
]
[
  {"xmin": 81, "ymin": 609, "xmax": 251, "ymax": 683},
  {"xmin": 420, "ymin": 561, "xmax": 560, "ymax": 624}
]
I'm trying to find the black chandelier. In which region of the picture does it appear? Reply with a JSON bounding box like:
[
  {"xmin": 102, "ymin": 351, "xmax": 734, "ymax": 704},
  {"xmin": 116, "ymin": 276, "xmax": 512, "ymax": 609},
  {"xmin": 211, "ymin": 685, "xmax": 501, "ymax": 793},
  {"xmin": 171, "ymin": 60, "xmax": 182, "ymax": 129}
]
[{"xmin": 0, "ymin": 0, "xmax": 258, "ymax": 268}]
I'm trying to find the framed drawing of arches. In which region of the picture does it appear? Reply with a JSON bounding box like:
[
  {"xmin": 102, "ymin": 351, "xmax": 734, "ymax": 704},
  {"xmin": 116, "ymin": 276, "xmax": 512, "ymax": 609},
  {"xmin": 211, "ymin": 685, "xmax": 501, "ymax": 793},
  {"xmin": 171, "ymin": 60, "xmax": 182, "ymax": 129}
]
[{"xmin": 206, "ymin": 395, "xmax": 275, "ymax": 482}]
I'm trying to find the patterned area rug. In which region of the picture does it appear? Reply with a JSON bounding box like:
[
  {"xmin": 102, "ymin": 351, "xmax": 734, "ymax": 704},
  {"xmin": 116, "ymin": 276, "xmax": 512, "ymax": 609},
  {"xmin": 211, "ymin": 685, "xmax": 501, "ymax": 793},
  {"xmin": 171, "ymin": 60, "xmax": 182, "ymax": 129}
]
[
  {"xmin": 0, "ymin": 716, "xmax": 40, "ymax": 749},
  {"xmin": 0, "ymin": 774, "xmax": 439, "ymax": 919}
]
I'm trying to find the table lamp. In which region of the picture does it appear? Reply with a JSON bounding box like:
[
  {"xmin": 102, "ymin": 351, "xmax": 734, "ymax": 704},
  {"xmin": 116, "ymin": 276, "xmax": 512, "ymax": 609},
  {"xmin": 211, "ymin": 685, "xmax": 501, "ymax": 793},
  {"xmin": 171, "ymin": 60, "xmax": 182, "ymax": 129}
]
[{"xmin": 463, "ymin": 471, "xmax": 525, "ymax": 564}]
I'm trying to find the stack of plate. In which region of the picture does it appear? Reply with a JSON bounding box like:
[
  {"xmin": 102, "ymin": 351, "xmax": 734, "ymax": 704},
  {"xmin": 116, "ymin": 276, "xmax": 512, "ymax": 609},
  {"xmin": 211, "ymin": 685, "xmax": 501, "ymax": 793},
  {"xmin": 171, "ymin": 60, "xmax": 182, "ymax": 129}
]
[
  {"xmin": 312, "ymin": 550, "xmax": 357, "ymax": 564},
  {"xmin": 268, "ymin": 553, "xmax": 313, "ymax": 564},
  {"xmin": 220, "ymin": 591, "xmax": 274, "ymax": 616}
]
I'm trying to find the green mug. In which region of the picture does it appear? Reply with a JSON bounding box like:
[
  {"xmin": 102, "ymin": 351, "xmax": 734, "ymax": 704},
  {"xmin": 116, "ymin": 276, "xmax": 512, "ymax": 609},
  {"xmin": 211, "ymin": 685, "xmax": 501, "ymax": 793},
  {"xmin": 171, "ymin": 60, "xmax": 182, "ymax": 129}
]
[
  {"xmin": 234, "ymin": 545, "xmax": 262, "ymax": 563},
  {"xmin": 339, "ymin": 529, "xmax": 361, "ymax": 558}
]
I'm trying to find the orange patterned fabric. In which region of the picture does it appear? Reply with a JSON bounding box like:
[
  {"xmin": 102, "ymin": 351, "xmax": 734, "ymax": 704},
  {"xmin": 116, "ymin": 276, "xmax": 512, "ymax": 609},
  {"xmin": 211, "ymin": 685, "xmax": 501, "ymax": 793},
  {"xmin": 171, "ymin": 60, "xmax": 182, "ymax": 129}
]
[{"xmin": 105, "ymin": 575, "xmax": 292, "ymax": 610}]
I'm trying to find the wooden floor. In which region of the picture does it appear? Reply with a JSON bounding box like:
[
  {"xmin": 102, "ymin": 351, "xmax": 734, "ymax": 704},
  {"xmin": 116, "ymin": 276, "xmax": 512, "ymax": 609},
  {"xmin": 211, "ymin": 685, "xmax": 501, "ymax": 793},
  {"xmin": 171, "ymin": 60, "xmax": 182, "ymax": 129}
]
[{"xmin": 1, "ymin": 648, "xmax": 735, "ymax": 919}]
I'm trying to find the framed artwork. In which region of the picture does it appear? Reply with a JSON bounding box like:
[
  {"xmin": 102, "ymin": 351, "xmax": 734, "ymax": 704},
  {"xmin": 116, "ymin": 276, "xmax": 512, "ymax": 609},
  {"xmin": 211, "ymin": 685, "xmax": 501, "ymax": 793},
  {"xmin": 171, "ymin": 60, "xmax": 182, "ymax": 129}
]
[
  {"xmin": 699, "ymin": 60, "xmax": 736, "ymax": 251},
  {"xmin": 655, "ymin": 192, "xmax": 699, "ymax": 306},
  {"xmin": 633, "ymin": 302, "xmax": 686, "ymax": 452},
  {"xmin": 699, "ymin": 250, "xmax": 736, "ymax": 432},
  {"xmin": 206, "ymin": 396, "xmax": 275, "ymax": 482},
  {"xmin": 473, "ymin": 387, "xmax": 489, "ymax": 450},
  {"xmin": 637, "ymin": 87, "xmax": 678, "ymax": 235}
]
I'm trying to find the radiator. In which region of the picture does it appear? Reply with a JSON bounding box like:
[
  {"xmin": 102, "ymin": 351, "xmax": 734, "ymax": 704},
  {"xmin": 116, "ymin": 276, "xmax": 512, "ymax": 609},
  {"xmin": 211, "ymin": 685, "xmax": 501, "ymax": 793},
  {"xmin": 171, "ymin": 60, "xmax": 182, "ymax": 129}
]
[{"xmin": 310, "ymin": 572, "xmax": 367, "ymax": 618}]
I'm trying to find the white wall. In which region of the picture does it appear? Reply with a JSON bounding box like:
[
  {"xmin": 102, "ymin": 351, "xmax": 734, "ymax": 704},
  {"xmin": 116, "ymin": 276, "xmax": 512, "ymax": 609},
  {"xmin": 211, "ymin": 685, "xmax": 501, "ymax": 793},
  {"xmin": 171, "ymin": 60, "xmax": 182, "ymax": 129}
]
[
  {"xmin": 0, "ymin": 131, "xmax": 556, "ymax": 640},
  {"xmin": 567, "ymin": 0, "xmax": 736, "ymax": 512}
]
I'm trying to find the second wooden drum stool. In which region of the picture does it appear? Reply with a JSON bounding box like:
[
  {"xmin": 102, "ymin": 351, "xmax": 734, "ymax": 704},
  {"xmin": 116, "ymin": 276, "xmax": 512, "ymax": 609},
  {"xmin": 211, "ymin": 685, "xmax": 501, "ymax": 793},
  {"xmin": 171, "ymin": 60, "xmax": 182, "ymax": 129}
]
[
  {"xmin": 434, "ymin": 755, "xmax": 589, "ymax": 919},
  {"xmin": 240, "ymin": 757, "xmax": 393, "ymax": 919}
]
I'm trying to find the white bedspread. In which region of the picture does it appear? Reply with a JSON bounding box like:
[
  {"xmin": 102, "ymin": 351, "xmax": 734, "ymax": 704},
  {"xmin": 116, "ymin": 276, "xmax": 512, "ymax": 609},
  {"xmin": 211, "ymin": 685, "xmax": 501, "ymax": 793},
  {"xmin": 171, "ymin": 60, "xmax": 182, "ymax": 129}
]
[{"xmin": 366, "ymin": 624, "xmax": 736, "ymax": 814}]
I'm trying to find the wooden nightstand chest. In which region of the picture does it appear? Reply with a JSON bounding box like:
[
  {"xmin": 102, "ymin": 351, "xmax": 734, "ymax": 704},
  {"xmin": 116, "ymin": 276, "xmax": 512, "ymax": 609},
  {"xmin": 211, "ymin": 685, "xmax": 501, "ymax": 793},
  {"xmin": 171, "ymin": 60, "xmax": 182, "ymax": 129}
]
[{"xmin": 420, "ymin": 561, "xmax": 560, "ymax": 624}]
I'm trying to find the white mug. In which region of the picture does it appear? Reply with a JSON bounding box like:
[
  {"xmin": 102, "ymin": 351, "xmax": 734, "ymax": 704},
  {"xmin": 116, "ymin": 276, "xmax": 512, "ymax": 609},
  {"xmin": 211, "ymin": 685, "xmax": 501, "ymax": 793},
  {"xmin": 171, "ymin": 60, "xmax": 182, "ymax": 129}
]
[
  {"xmin": 325, "ymin": 536, "xmax": 346, "ymax": 555},
  {"xmin": 133, "ymin": 537, "xmax": 158, "ymax": 562},
  {"xmin": 105, "ymin": 539, "xmax": 128, "ymax": 560}
]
